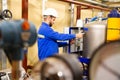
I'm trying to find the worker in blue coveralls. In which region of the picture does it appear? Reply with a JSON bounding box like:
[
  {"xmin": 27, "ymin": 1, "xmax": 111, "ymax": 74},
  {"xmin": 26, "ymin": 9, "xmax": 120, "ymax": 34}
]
[{"xmin": 38, "ymin": 8, "xmax": 84, "ymax": 61}]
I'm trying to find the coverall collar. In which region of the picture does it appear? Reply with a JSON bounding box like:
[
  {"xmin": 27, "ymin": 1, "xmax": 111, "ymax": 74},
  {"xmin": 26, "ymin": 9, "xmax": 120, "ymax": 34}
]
[{"xmin": 42, "ymin": 22, "xmax": 50, "ymax": 27}]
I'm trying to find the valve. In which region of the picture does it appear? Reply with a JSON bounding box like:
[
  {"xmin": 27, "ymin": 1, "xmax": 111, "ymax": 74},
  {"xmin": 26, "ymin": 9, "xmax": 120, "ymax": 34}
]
[
  {"xmin": 0, "ymin": 9, "xmax": 12, "ymax": 20},
  {"xmin": 0, "ymin": 19, "xmax": 37, "ymax": 61},
  {"xmin": 0, "ymin": 19, "xmax": 37, "ymax": 80}
]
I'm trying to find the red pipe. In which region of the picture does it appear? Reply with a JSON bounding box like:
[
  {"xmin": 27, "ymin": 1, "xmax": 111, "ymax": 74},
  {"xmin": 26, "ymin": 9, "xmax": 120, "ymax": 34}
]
[
  {"xmin": 22, "ymin": 0, "xmax": 28, "ymax": 71},
  {"xmin": 59, "ymin": 0, "xmax": 111, "ymax": 11},
  {"xmin": 76, "ymin": 6, "xmax": 81, "ymax": 20},
  {"xmin": 22, "ymin": 0, "xmax": 28, "ymax": 19}
]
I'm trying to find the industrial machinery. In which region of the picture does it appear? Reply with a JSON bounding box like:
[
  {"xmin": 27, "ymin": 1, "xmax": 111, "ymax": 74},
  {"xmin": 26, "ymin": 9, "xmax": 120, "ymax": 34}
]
[
  {"xmin": 0, "ymin": 68, "xmax": 31, "ymax": 80},
  {"xmin": 63, "ymin": 15, "xmax": 107, "ymax": 80},
  {"xmin": 63, "ymin": 16, "xmax": 107, "ymax": 59},
  {"xmin": 0, "ymin": 9, "xmax": 13, "ymax": 71},
  {"xmin": 64, "ymin": 27, "xmax": 82, "ymax": 54},
  {"xmin": 63, "ymin": 27, "xmax": 88, "ymax": 56},
  {"xmin": 0, "ymin": 19, "xmax": 37, "ymax": 80},
  {"xmin": 0, "ymin": 0, "xmax": 13, "ymax": 71},
  {"xmin": 107, "ymin": 9, "xmax": 120, "ymax": 42},
  {"xmin": 31, "ymin": 54, "xmax": 83, "ymax": 80},
  {"xmin": 89, "ymin": 40, "xmax": 120, "ymax": 80},
  {"xmin": 83, "ymin": 20, "xmax": 107, "ymax": 58}
]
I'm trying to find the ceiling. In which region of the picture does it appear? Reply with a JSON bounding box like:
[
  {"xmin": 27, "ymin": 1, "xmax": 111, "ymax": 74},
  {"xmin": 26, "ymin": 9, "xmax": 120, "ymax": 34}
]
[{"xmin": 78, "ymin": 0, "xmax": 120, "ymax": 8}]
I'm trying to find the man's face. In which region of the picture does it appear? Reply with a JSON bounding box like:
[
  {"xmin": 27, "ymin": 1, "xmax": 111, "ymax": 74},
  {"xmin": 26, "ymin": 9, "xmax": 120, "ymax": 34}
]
[{"xmin": 49, "ymin": 16, "xmax": 56, "ymax": 27}]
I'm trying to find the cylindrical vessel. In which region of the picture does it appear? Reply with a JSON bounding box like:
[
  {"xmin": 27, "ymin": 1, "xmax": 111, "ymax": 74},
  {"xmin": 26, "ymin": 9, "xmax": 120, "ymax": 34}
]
[
  {"xmin": 83, "ymin": 21, "xmax": 107, "ymax": 58},
  {"xmin": 107, "ymin": 9, "xmax": 120, "ymax": 41}
]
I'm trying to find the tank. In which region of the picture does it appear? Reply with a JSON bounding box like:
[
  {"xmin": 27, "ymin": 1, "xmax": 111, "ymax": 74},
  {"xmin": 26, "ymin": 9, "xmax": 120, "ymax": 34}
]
[
  {"xmin": 107, "ymin": 9, "xmax": 120, "ymax": 41},
  {"xmin": 83, "ymin": 20, "xmax": 107, "ymax": 58}
]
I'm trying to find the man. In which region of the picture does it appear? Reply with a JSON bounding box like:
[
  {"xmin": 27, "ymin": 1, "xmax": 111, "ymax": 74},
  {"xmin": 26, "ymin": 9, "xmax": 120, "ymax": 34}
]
[{"xmin": 38, "ymin": 8, "xmax": 84, "ymax": 60}]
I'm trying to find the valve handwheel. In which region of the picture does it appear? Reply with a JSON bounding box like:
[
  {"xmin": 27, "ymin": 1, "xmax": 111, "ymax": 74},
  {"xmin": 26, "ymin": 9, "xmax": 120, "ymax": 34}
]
[{"xmin": 1, "ymin": 9, "xmax": 12, "ymax": 20}]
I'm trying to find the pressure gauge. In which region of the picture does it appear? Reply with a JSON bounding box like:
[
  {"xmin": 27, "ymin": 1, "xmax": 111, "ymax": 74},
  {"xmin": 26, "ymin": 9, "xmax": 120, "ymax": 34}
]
[
  {"xmin": 40, "ymin": 54, "xmax": 83, "ymax": 80},
  {"xmin": 89, "ymin": 41, "xmax": 120, "ymax": 80}
]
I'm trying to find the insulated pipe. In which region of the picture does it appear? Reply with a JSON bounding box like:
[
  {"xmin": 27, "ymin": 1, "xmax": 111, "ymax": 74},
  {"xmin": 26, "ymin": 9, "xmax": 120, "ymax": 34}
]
[
  {"xmin": 59, "ymin": 0, "xmax": 111, "ymax": 11},
  {"xmin": 22, "ymin": 0, "xmax": 28, "ymax": 71},
  {"xmin": 42, "ymin": 0, "xmax": 47, "ymax": 20},
  {"xmin": 70, "ymin": 3, "xmax": 74, "ymax": 27},
  {"xmin": 2, "ymin": 0, "xmax": 7, "ymax": 10}
]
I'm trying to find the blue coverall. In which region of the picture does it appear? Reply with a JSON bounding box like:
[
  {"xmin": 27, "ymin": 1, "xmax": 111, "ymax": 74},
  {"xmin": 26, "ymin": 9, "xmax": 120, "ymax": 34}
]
[{"xmin": 38, "ymin": 22, "xmax": 76, "ymax": 60}]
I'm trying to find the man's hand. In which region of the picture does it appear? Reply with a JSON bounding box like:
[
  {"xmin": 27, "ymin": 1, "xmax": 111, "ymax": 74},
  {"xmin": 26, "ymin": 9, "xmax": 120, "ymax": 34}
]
[
  {"xmin": 70, "ymin": 39, "xmax": 75, "ymax": 44},
  {"xmin": 76, "ymin": 32, "xmax": 84, "ymax": 39}
]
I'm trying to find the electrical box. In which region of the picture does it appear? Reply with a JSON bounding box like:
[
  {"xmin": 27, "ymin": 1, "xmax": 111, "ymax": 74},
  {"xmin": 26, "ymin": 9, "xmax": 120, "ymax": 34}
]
[{"xmin": 63, "ymin": 27, "xmax": 84, "ymax": 56}]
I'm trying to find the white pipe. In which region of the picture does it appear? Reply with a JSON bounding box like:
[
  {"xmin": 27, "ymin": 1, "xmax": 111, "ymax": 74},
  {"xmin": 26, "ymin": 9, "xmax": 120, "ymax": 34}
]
[
  {"xmin": 70, "ymin": 3, "xmax": 74, "ymax": 27},
  {"xmin": 42, "ymin": 0, "xmax": 47, "ymax": 20},
  {"xmin": 2, "ymin": 0, "xmax": 7, "ymax": 10}
]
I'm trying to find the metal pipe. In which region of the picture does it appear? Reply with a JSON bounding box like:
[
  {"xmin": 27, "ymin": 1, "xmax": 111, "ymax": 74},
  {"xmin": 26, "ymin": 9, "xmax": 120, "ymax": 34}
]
[
  {"xmin": 12, "ymin": 61, "xmax": 22, "ymax": 80},
  {"xmin": 2, "ymin": 0, "xmax": 7, "ymax": 10},
  {"xmin": 59, "ymin": 0, "xmax": 111, "ymax": 11},
  {"xmin": 70, "ymin": 3, "xmax": 74, "ymax": 27},
  {"xmin": 83, "ymin": 0, "xmax": 108, "ymax": 7},
  {"xmin": 22, "ymin": 0, "xmax": 28, "ymax": 19},
  {"xmin": 42, "ymin": 0, "xmax": 47, "ymax": 20},
  {"xmin": 76, "ymin": 6, "xmax": 81, "ymax": 20},
  {"xmin": 22, "ymin": 0, "xmax": 28, "ymax": 71}
]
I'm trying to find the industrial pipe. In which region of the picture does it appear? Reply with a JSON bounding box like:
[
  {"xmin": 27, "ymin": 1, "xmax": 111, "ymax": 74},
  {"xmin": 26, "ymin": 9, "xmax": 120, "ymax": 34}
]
[
  {"xmin": 22, "ymin": 0, "xmax": 28, "ymax": 71},
  {"xmin": 59, "ymin": 0, "xmax": 111, "ymax": 11},
  {"xmin": 70, "ymin": 3, "xmax": 74, "ymax": 27},
  {"xmin": 83, "ymin": 0, "xmax": 108, "ymax": 7},
  {"xmin": 76, "ymin": 6, "xmax": 81, "ymax": 20}
]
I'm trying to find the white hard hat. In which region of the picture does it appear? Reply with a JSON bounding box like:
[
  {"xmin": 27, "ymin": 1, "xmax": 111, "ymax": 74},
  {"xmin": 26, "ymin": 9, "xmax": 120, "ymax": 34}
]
[{"xmin": 43, "ymin": 8, "xmax": 58, "ymax": 17}]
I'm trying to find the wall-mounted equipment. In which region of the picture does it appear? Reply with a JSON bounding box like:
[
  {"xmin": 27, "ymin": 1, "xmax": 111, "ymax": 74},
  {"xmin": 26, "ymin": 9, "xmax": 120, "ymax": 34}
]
[{"xmin": 63, "ymin": 27, "xmax": 88, "ymax": 56}]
